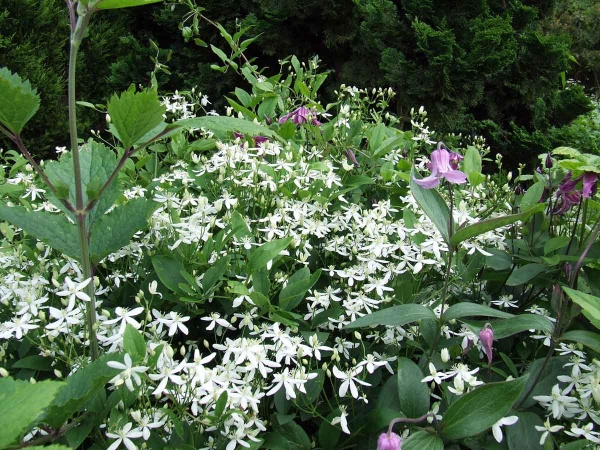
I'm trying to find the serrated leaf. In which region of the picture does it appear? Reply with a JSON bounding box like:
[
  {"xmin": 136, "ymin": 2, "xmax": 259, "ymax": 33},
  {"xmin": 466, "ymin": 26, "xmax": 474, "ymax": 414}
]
[
  {"xmin": 45, "ymin": 140, "xmax": 120, "ymax": 223},
  {"xmin": 176, "ymin": 116, "xmax": 280, "ymax": 140},
  {"xmin": 45, "ymin": 354, "xmax": 120, "ymax": 428},
  {"xmin": 0, "ymin": 203, "xmax": 79, "ymax": 259},
  {"xmin": 444, "ymin": 303, "xmax": 514, "ymax": 321},
  {"xmin": 248, "ymin": 237, "xmax": 292, "ymax": 273},
  {"xmin": 0, "ymin": 377, "xmax": 64, "ymax": 448},
  {"xmin": 89, "ymin": 197, "xmax": 156, "ymax": 263},
  {"xmin": 410, "ymin": 168, "xmax": 450, "ymax": 244},
  {"xmin": 96, "ymin": 0, "xmax": 163, "ymax": 9},
  {"xmin": 396, "ymin": 358, "xmax": 430, "ymax": 418},
  {"xmin": 345, "ymin": 304, "xmax": 436, "ymax": 329},
  {"xmin": 441, "ymin": 377, "xmax": 527, "ymax": 440},
  {"xmin": 107, "ymin": 90, "xmax": 166, "ymax": 150},
  {"xmin": 0, "ymin": 67, "xmax": 40, "ymax": 134},
  {"xmin": 450, "ymin": 204, "xmax": 543, "ymax": 249}
]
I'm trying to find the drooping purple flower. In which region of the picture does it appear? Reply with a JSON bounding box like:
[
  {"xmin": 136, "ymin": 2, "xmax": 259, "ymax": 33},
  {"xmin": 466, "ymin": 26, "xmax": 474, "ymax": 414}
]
[
  {"xmin": 279, "ymin": 106, "xmax": 322, "ymax": 126},
  {"xmin": 553, "ymin": 172, "xmax": 582, "ymax": 215},
  {"xmin": 254, "ymin": 136, "xmax": 269, "ymax": 146},
  {"xmin": 583, "ymin": 172, "xmax": 599, "ymax": 198},
  {"xmin": 345, "ymin": 149, "xmax": 360, "ymax": 167},
  {"xmin": 377, "ymin": 432, "xmax": 402, "ymax": 450},
  {"xmin": 233, "ymin": 131, "xmax": 244, "ymax": 139},
  {"xmin": 449, "ymin": 151, "xmax": 464, "ymax": 170},
  {"xmin": 414, "ymin": 145, "xmax": 467, "ymax": 189},
  {"xmin": 479, "ymin": 323, "xmax": 494, "ymax": 363}
]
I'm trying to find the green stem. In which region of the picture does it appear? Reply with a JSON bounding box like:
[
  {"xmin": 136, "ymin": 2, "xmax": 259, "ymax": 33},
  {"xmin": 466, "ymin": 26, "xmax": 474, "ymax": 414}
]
[{"xmin": 68, "ymin": 9, "xmax": 98, "ymax": 361}]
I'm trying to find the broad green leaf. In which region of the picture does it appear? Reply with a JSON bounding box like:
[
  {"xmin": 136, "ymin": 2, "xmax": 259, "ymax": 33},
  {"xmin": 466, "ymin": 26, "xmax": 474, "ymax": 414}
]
[
  {"xmin": 562, "ymin": 330, "xmax": 600, "ymax": 353},
  {"xmin": 90, "ymin": 197, "xmax": 156, "ymax": 263},
  {"xmin": 0, "ymin": 67, "xmax": 40, "ymax": 134},
  {"xmin": 177, "ymin": 116, "xmax": 280, "ymax": 140},
  {"xmin": 466, "ymin": 314, "xmax": 554, "ymax": 339},
  {"xmin": 441, "ymin": 377, "xmax": 527, "ymax": 440},
  {"xmin": 485, "ymin": 249, "xmax": 512, "ymax": 271},
  {"xmin": 27, "ymin": 446, "xmax": 72, "ymax": 450},
  {"xmin": 396, "ymin": 358, "xmax": 430, "ymax": 418},
  {"xmin": 444, "ymin": 303, "xmax": 514, "ymax": 321},
  {"xmin": 11, "ymin": 355, "xmax": 53, "ymax": 371},
  {"xmin": 247, "ymin": 237, "xmax": 293, "ymax": 273},
  {"xmin": 403, "ymin": 431, "xmax": 444, "ymax": 450},
  {"xmin": 45, "ymin": 140, "xmax": 119, "ymax": 223},
  {"xmin": 506, "ymin": 263, "xmax": 548, "ymax": 286},
  {"xmin": 450, "ymin": 204, "xmax": 543, "ymax": 249},
  {"xmin": 560, "ymin": 440, "xmax": 595, "ymax": 449},
  {"xmin": 235, "ymin": 88, "xmax": 252, "ymax": 107},
  {"xmin": 463, "ymin": 146, "xmax": 482, "ymax": 177},
  {"xmin": 346, "ymin": 304, "xmax": 436, "ymax": 329},
  {"xmin": 0, "ymin": 377, "xmax": 64, "ymax": 448},
  {"xmin": 0, "ymin": 203, "xmax": 79, "ymax": 259},
  {"xmin": 202, "ymin": 255, "xmax": 231, "ymax": 292},
  {"xmin": 152, "ymin": 255, "xmax": 186, "ymax": 293},
  {"xmin": 520, "ymin": 181, "xmax": 545, "ymax": 211},
  {"xmin": 96, "ymin": 0, "xmax": 163, "ymax": 10},
  {"xmin": 410, "ymin": 168, "xmax": 450, "ymax": 244},
  {"xmin": 562, "ymin": 287, "xmax": 600, "ymax": 322},
  {"xmin": 213, "ymin": 391, "xmax": 228, "ymax": 419},
  {"xmin": 506, "ymin": 412, "xmax": 544, "ymax": 450},
  {"xmin": 319, "ymin": 414, "xmax": 341, "ymax": 450},
  {"xmin": 515, "ymin": 357, "xmax": 569, "ymax": 409},
  {"xmin": 544, "ymin": 236, "xmax": 570, "ymax": 255},
  {"xmin": 552, "ymin": 146, "xmax": 581, "ymax": 158},
  {"xmin": 107, "ymin": 90, "xmax": 166, "ymax": 150},
  {"xmin": 264, "ymin": 420, "xmax": 311, "ymax": 450},
  {"xmin": 279, "ymin": 268, "xmax": 321, "ymax": 311},
  {"xmin": 123, "ymin": 324, "xmax": 146, "ymax": 362},
  {"xmin": 45, "ymin": 354, "xmax": 120, "ymax": 428}
]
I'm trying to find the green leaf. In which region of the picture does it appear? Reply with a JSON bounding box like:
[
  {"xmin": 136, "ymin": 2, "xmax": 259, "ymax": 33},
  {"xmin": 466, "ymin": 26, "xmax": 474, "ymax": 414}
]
[
  {"xmin": 466, "ymin": 314, "xmax": 554, "ymax": 339},
  {"xmin": 450, "ymin": 204, "xmax": 543, "ymax": 249},
  {"xmin": 520, "ymin": 181, "xmax": 545, "ymax": 211},
  {"xmin": 177, "ymin": 116, "xmax": 280, "ymax": 140},
  {"xmin": 96, "ymin": 0, "xmax": 163, "ymax": 10},
  {"xmin": 507, "ymin": 412, "xmax": 545, "ymax": 450},
  {"xmin": 441, "ymin": 377, "xmax": 528, "ymax": 440},
  {"xmin": 403, "ymin": 431, "xmax": 444, "ymax": 450},
  {"xmin": 410, "ymin": 168, "xmax": 450, "ymax": 244},
  {"xmin": 506, "ymin": 263, "xmax": 548, "ymax": 286},
  {"xmin": 107, "ymin": 90, "xmax": 166, "ymax": 150},
  {"xmin": 0, "ymin": 67, "xmax": 40, "ymax": 134},
  {"xmin": 515, "ymin": 357, "xmax": 569, "ymax": 409},
  {"xmin": 11, "ymin": 355, "xmax": 53, "ymax": 371},
  {"xmin": 264, "ymin": 420, "xmax": 311, "ymax": 450},
  {"xmin": 152, "ymin": 255, "xmax": 186, "ymax": 293},
  {"xmin": 26, "ymin": 446, "xmax": 72, "ymax": 450},
  {"xmin": 202, "ymin": 255, "xmax": 231, "ymax": 292},
  {"xmin": 463, "ymin": 146, "xmax": 482, "ymax": 176},
  {"xmin": 279, "ymin": 268, "xmax": 321, "ymax": 311},
  {"xmin": 0, "ymin": 203, "xmax": 79, "ymax": 259},
  {"xmin": 544, "ymin": 236, "xmax": 570, "ymax": 255},
  {"xmin": 123, "ymin": 324, "xmax": 146, "ymax": 362},
  {"xmin": 396, "ymin": 357, "xmax": 430, "ymax": 418},
  {"xmin": 562, "ymin": 287, "xmax": 600, "ymax": 323},
  {"xmin": 0, "ymin": 377, "xmax": 64, "ymax": 448},
  {"xmin": 45, "ymin": 140, "xmax": 119, "ymax": 223},
  {"xmin": 562, "ymin": 330, "xmax": 600, "ymax": 353},
  {"xmin": 560, "ymin": 440, "xmax": 594, "ymax": 450},
  {"xmin": 45, "ymin": 354, "xmax": 121, "ymax": 428},
  {"xmin": 248, "ymin": 237, "xmax": 293, "ymax": 273},
  {"xmin": 346, "ymin": 304, "xmax": 436, "ymax": 329},
  {"xmin": 90, "ymin": 197, "xmax": 156, "ymax": 263},
  {"xmin": 444, "ymin": 303, "xmax": 513, "ymax": 321}
]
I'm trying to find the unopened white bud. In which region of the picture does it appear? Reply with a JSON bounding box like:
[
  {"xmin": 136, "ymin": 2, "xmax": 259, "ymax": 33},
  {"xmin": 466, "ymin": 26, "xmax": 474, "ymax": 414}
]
[
  {"xmin": 106, "ymin": 114, "xmax": 111, "ymax": 123},
  {"xmin": 0, "ymin": 368, "xmax": 9, "ymax": 377},
  {"xmin": 54, "ymin": 369, "xmax": 63, "ymax": 378},
  {"xmin": 441, "ymin": 348, "xmax": 450, "ymax": 363}
]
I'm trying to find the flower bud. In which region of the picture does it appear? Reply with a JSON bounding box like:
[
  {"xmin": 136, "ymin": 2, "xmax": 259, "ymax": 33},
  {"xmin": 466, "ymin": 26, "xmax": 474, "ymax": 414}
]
[
  {"xmin": 441, "ymin": 348, "xmax": 450, "ymax": 363},
  {"xmin": 479, "ymin": 323, "xmax": 494, "ymax": 363},
  {"xmin": 377, "ymin": 432, "xmax": 402, "ymax": 450}
]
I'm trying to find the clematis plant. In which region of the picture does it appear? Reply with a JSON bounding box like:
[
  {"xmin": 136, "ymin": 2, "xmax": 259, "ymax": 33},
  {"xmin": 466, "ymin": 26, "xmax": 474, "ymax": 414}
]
[
  {"xmin": 279, "ymin": 106, "xmax": 322, "ymax": 126},
  {"xmin": 413, "ymin": 143, "xmax": 467, "ymax": 189}
]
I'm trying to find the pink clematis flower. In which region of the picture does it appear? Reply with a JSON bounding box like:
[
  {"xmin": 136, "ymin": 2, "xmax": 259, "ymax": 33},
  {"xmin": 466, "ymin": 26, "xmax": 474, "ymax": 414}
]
[
  {"xmin": 377, "ymin": 432, "xmax": 402, "ymax": 450},
  {"xmin": 583, "ymin": 172, "xmax": 599, "ymax": 198},
  {"xmin": 279, "ymin": 106, "xmax": 322, "ymax": 126},
  {"xmin": 414, "ymin": 144, "xmax": 467, "ymax": 189},
  {"xmin": 479, "ymin": 323, "xmax": 494, "ymax": 363}
]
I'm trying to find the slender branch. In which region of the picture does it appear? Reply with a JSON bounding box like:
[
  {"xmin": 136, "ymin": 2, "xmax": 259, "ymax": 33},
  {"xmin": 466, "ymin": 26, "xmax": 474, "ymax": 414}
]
[
  {"xmin": 570, "ymin": 221, "xmax": 600, "ymax": 288},
  {"xmin": 65, "ymin": 0, "xmax": 76, "ymax": 31},
  {"xmin": 387, "ymin": 413, "xmax": 439, "ymax": 434},
  {"xmin": 11, "ymin": 416, "xmax": 84, "ymax": 449}
]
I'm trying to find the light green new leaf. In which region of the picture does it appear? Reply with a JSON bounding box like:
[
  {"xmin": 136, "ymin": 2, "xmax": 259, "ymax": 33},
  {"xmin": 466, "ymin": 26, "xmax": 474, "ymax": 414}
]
[
  {"xmin": 0, "ymin": 377, "xmax": 64, "ymax": 448},
  {"xmin": 462, "ymin": 146, "xmax": 482, "ymax": 176},
  {"xmin": 520, "ymin": 182, "xmax": 545, "ymax": 211},
  {"xmin": 562, "ymin": 287, "xmax": 600, "ymax": 323},
  {"xmin": 90, "ymin": 197, "xmax": 156, "ymax": 263},
  {"xmin": 410, "ymin": 168, "xmax": 451, "ymax": 244},
  {"xmin": 0, "ymin": 67, "xmax": 40, "ymax": 134},
  {"xmin": 177, "ymin": 116, "xmax": 281, "ymax": 141},
  {"xmin": 403, "ymin": 431, "xmax": 444, "ymax": 450},
  {"xmin": 441, "ymin": 377, "xmax": 527, "ymax": 440},
  {"xmin": 45, "ymin": 140, "xmax": 119, "ymax": 223},
  {"xmin": 279, "ymin": 268, "xmax": 321, "ymax": 311},
  {"xmin": 346, "ymin": 304, "xmax": 436, "ymax": 329},
  {"xmin": 444, "ymin": 303, "xmax": 514, "ymax": 321},
  {"xmin": 562, "ymin": 330, "xmax": 600, "ymax": 353},
  {"xmin": 0, "ymin": 203, "xmax": 79, "ymax": 259},
  {"xmin": 248, "ymin": 237, "xmax": 293, "ymax": 273},
  {"xmin": 396, "ymin": 358, "xmax": 430, "ymax": 418},
  {"xmin": 107, "ymin": 90, "xmax": 166, "ymax": 150},
  {"xmin": 45, "ymin": 354, "xmax": 120, "ymax": 428},
  {"xmin": 450, "ymin": 204, "xmax": 543, "ymax": 249},
  {"xmin": 96, "ymin": 0, "xmax": 163, "ymax": 10}
]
